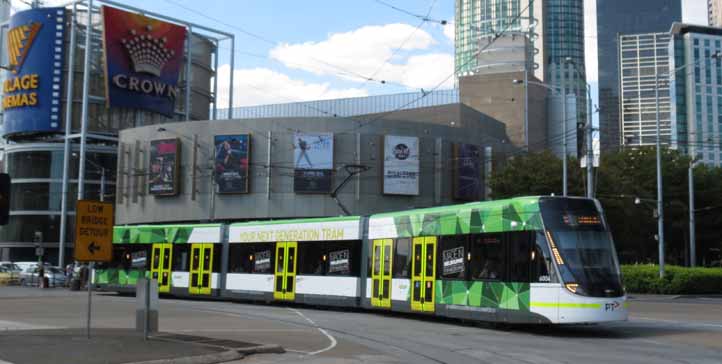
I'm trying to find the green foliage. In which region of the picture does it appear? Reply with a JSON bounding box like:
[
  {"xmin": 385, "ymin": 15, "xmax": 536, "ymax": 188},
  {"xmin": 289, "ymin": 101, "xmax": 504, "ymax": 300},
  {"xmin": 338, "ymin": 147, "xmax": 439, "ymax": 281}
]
[
  {"xmin": 621, "ymin": 265, "xmax": 722, "ymax": 294},
  {"xmin": 490, "ymin": 147, "xmax": 722, "ymax": 265}
]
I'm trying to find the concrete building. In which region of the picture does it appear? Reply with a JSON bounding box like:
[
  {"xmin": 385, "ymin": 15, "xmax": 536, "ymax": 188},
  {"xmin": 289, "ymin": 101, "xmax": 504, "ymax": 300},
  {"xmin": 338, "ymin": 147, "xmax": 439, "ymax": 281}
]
[
  {"xmin": 115, "ymin": 106, "xmax": 511, "ymax": 225},
  {"xmin": 710, "ymin": 0, "xmax": 721, "ymax": 27},
  {"xmin": 619, "ymin": 33, "xmax": 673, "ymax": 147},
  {"xmin": 596, "ymin": 0, "xmax": 681, "ymax": 152},
  {"xmin": 670, "ymin": 23, "xmax": 722, "ymax": 166}
]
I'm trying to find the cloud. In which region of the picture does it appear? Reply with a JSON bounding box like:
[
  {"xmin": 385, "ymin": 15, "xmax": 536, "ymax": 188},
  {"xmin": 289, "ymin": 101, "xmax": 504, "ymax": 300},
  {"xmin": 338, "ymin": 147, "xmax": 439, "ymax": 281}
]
[
  {"xmin": 269, "ymin": 23, "xmax": 454, "ymax": 90},
  {"xmin": 442, "ymin": 21, "xmax": 455, "ymax": 43},
  {"xmin": 215, "ymin": 65, "xmax": 369, "ymax": 107}
]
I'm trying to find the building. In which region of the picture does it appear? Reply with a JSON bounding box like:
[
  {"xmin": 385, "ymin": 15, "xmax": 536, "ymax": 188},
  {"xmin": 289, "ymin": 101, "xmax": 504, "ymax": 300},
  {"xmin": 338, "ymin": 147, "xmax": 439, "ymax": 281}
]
[
  {"xmin": 115, "ymin": 105, "xmax": 511, "ymax": 225},
  {"xmin": 710, "ymin": 0, "xmax": 721, "ymax": 27},
  {"xmin": 454, "ymin": 0, "xmax": 585, "ymax": 157},
  {"xmin": 596, "ymin": 0, "xmax": 682, "ymax": 151},
  {"xmin": 619, "ymin": 33, "xmax": 673, "ymax": 147},
  {"xmin": 0, "ymin": 3, "xmax": 231, "ymax": 264},
  {"xmin": 670, "ymin": 23, "xmax": 722, "ymax": 166}
]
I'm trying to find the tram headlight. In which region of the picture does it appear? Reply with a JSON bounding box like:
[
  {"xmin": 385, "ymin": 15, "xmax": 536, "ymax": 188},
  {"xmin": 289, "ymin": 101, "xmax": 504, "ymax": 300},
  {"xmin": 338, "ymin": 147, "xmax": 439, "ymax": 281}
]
[{"xmin": 565, "ymin": 283, "xmax": 587, "ymax": 296}]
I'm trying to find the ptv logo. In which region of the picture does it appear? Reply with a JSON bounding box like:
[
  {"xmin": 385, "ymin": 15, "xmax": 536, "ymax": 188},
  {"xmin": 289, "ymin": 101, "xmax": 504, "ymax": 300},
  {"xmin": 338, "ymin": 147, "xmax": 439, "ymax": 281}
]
[{"xmin": 605, "ymin": 301, "xmax": 621, "ymax": 311}]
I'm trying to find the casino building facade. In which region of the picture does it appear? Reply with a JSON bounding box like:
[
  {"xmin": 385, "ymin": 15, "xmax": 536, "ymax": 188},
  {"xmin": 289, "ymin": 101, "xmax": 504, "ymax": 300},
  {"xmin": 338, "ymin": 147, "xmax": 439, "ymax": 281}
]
[{"xmin": 0, "ymin": 2, "xmax": 232, "ymax": 263}]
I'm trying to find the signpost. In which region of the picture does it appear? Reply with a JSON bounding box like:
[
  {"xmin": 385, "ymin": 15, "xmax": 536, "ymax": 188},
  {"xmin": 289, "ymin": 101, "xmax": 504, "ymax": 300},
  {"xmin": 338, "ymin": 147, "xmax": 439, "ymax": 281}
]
[{"xmin": 74, "ymin": 199, "xmax": 114, "ymax": 339}]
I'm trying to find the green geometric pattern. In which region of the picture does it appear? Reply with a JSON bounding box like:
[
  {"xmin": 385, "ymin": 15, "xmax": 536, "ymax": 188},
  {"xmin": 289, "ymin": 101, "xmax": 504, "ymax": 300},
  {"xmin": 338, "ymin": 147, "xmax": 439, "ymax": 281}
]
[
  {"xmin": 112, "ymin": 224, "xmax": 220, "ymax": 244},
  {"xmin": 435, "ymin": 280, "xmax": 530, "ymax": 312},
  {"xmin": 93, "ymin": 268, "xmax": 147, "ymax": 287},
  {"xmin": 372, "ymin": 196, "xmax": 542, "ymax": 238}
]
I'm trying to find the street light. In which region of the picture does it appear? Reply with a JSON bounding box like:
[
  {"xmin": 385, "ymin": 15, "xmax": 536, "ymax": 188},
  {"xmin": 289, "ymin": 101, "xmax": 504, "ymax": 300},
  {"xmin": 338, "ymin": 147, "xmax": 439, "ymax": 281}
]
[
  {"xmin": 513, "ymin": 78, "xmax": 568, "ymax": 196},
  {"xmin": 688, "ymin": 158, "xmax": 703, "ymax": 267},
  {"xmin": 564, "ymin": 57, "xmax": 594, "ymax": 199},
  {"xmin": 653, "ymin": 50, "xmax": 721, "ymax": 278}
]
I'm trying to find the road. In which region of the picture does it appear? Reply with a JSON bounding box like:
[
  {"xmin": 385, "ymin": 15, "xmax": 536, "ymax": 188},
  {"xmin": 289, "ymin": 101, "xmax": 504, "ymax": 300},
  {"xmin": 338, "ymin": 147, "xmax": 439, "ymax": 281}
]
[{"xmin": 1, "ymin": 287, "xmax": 721, "ymax": 363}]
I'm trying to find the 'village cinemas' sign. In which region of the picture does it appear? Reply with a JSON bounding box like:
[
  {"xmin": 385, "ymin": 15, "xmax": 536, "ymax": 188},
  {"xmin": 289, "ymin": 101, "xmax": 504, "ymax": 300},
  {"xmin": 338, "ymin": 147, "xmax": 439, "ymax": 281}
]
[{"xmin": 101, "ymin": 6, "xmax": 186, "ymax": 116}]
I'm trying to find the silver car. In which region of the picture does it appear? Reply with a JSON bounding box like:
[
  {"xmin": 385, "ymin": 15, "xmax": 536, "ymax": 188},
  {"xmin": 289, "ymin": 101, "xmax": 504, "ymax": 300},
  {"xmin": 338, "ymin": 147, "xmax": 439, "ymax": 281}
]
[{"xmin": 19, "ymin": 266, "xmax": 67, "ymax": 287}]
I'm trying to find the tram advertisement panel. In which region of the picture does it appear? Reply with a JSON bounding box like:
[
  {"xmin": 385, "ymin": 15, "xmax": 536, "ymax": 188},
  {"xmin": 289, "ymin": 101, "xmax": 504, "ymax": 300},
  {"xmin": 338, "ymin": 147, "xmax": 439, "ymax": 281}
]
[
  {"xmin": 383, "ymin": 135, "xmax": 419, "ymax": 195},
  {"xmin": 2, "ymin": 8, "xmax": 66, "ymax": 136},
  {"xmin": 214, "ymin": 134, "xmax": 250, "ymax": 194},
  {"xmin": 328, "ymin": 249, "xmax": 350, "ymax": 274},
  {"xmin": 101, "ymin": 6, "xmax": 187, "ymax": 116},
  {"xmin": 149, "ymin": 138, "xmax": 180, "ymax": 196},
  {"xmin": 453, "ymin": 143, "xmax": 481, "ymax": 201},
  {"xmin": 293, "ymin": 132, "xmax": 333, "ymax": 193}
]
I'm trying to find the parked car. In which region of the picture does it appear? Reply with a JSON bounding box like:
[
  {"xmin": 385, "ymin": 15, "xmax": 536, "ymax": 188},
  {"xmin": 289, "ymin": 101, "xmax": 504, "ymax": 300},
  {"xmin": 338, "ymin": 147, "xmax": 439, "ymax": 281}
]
[
  {"xmin": 0, "ymin": 266, "xmax": 19, "ymax": 285},
  {"xmin": 19, "ymin": 266, "xmax": 66, "ymax": 287}
]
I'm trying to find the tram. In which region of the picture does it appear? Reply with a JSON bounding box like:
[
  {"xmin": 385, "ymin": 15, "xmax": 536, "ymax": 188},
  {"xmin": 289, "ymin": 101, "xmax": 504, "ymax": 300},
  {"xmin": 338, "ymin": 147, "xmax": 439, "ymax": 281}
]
[{"xmin": 95, "ymin": 196, "xmax": 628, "ymax": 324}]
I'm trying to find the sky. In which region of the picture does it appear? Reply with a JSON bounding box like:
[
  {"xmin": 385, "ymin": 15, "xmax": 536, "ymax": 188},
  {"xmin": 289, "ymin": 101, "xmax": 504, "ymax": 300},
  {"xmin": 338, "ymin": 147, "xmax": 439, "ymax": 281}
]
[{"xmin": 14, "ymin": 0, "xmax": 711, "ymax": 111}]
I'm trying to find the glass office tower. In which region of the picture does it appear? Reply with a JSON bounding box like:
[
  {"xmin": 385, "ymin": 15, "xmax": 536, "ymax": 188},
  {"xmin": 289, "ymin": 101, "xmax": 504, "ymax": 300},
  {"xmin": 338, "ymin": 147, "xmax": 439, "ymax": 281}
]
[{"xmin": 596, "ymin": 0, "xmax": 681, "ymax": 151}]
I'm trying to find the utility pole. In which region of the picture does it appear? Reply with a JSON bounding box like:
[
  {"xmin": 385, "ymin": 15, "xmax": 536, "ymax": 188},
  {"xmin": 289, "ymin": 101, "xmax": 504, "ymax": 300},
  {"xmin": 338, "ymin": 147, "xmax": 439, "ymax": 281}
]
[
  {"xmin": 688, "ymin": 159, "xmax": 701, "ymax": 267},
  {"xmin": 655, "ymin": 74, "xmax": 665, "ymax": 278},
  {"xmin": 586, "ymin": 84, "xmax": 593, "ymax": 199}
]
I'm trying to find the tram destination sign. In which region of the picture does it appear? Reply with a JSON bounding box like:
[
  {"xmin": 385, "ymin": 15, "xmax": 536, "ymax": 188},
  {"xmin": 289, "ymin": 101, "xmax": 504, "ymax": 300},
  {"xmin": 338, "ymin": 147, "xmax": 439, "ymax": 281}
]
[{"xmin": 74, "ymin": 200, "xmax": 114, "ymax": 262}]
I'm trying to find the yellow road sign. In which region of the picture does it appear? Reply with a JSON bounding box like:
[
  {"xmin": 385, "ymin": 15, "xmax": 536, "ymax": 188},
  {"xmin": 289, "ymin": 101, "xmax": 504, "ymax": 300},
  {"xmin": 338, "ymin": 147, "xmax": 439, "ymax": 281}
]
[{"xmin": 74, "ymin": 200, "xmax": 114, "ymax": 262}]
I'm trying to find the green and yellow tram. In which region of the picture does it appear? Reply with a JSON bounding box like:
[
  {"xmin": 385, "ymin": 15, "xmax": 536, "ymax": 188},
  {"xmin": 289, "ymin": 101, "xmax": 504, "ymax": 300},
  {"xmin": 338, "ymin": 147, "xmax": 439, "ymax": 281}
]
[{"xmin": 95, "ymin": 196, "xmax": 627, "ymax": 324}]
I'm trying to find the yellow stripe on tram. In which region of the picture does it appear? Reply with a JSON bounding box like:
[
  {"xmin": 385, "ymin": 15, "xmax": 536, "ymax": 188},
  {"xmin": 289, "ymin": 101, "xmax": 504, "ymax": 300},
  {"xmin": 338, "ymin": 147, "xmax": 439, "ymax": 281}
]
[{"xmin": 530, "ymin": 302, "xmax": 602, "ymax": 309}]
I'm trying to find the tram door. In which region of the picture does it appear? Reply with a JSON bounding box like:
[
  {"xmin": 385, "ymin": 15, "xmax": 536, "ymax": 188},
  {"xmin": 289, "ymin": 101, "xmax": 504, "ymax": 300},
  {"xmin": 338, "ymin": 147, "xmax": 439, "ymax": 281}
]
[
  {"xmin": 150, "ymin": 243, "xmax": 172, "ymax": 293},
  {"xmin": 371, "ymin": 239, "xmax": 393, "ymax": 308},
  {"xmin": 273, "ymin": 242, "xmax": 297, "ymax": 301},
  {"xmin": 189, "ymin": 244, "xmax": 213, "ymax": 295},
  {"xmin": 411, "ymin": 237, "xmax": 437, "ymax": 312}
]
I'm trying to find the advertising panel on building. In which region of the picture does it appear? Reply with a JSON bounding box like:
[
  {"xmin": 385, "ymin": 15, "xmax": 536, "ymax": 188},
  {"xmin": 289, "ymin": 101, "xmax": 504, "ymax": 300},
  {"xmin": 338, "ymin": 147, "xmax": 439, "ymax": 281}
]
[
  {"xmin": 383, "ymin": 135, "xmax": 419, "ymax": 195},
  {"xmin": 293, "ymin": 132, "xmax": 333, "ymax": 193},
  {"xmin": 149, "ymin": 138, "xmax": 180, "ymax": 196},
  {"xmin": 453, "ymin": 143, "xmax": 481, "ymax": 201},
  {"xmin": 2, "ymin": 7, "xmax": 66, "ymax": 136},
  {"xmin": 101, "ymin": 6, "xmax": 187, "ymax": 117},
  {"xmin": 214, "ymin": 134, "xmax": 250, "ymax": 193}
]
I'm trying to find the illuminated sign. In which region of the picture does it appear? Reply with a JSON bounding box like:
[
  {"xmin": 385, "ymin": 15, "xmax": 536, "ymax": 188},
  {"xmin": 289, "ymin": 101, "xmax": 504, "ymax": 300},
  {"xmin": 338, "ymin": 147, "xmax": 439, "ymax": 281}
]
[
  {"xmin": 102, "ymin": 6, "xmax": 186, "ymax": 116},
  {"xmin": 2, "ymin": 8, "xmax": 66, "ymax": 136},
  {"xmin": 563, "ymin": 214, "xmax": 602, "ymax": 227}
]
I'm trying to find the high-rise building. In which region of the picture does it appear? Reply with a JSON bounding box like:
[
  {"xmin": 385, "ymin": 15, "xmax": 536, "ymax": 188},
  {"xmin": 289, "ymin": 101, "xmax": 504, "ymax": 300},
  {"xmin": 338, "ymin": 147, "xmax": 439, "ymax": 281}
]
[
  {"xmin": 710, "ymin": 0, "xmax": 721, "ymax": 27},
  {"xmin": 596, "ymin": 0, "xmax": 681, "ymax": 151},
  {"xmin": 619, "ymin": 33, "xmax": 672, "ymax": 147},
  {"xmin": 670, "ymin": 23, "xmax": 722, "ymax": 166},
  {"xmin": 455, "ymin": 0, "xmax": 586, "ymax": 156}
]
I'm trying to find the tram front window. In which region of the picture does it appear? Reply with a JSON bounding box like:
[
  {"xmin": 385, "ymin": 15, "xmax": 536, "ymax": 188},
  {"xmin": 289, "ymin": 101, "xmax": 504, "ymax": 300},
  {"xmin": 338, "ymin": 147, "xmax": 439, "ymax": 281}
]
[{"xmin": 540, "ymin": 198, "xmax": 624, "ymax": 298}]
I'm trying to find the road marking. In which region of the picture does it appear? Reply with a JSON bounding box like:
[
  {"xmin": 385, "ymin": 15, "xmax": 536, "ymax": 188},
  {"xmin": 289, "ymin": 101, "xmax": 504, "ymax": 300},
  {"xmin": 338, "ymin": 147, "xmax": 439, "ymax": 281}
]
[
  {"xmin": 288, "ymin": 308, "xmax": 337, "ymax": 356},
  {"xmin": 170, "ymin": 328, "xmax": 309, "ymax": 332},
  {"xmin": 0, "ymin": 359, "xmax": 15, "ymax": 364},
  {"xmin": 0, "ymin": 320, "xmax": 60, "ymax": 331}
]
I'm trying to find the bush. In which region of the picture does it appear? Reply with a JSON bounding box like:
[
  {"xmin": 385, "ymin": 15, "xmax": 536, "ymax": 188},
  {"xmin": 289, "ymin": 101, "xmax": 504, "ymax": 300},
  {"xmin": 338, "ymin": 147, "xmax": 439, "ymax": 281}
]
[{"xmin": 621, "ymin": 264, "xmax": 722, "ymax": 294}]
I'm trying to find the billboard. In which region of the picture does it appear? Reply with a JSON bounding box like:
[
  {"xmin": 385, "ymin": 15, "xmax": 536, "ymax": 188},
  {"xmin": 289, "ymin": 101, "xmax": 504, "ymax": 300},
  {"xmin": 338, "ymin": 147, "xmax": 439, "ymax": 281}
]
[
  {"xmin": 383, "ymin": 135, "xmax": 419, "ymax": 195},
  {"xmin": 101, "ymin": 6, "xmax": 187, "ymax": 117},
  {"xmin": 214, "ymin": 134, "xmax": 250, "ymax": 194},
  {"xmin": 2, "ymin": 8, "xmax": 66, "ymax": 136},
  {"xmin": 453, "ymin": 143, "xmax": 482, "ymax": 201},
  {"xmin": 149, "ymin": 138, "xmax": 180, "ymax": 196},
  {"xmin": 293, "ymin": 132, "xmax": 333, "ymax": 193}
]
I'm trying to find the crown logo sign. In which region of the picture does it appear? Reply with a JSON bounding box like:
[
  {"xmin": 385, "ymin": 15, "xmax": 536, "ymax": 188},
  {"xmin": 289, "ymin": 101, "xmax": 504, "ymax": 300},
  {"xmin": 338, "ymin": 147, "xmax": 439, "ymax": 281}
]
[
  {"xmin": 121, "ymin": 24, "xmax": 176, "ymax": 77},
  {"xmin": 7, "ymin": 22, "xmax": 42, "ymax": 74}
]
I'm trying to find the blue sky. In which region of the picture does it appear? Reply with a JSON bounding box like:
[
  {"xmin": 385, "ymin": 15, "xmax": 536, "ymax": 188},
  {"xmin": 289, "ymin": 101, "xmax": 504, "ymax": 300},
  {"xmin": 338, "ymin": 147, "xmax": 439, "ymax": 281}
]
[{"xmin": 16, "ymin": 0, "xmax": 709, "ymax": 111}]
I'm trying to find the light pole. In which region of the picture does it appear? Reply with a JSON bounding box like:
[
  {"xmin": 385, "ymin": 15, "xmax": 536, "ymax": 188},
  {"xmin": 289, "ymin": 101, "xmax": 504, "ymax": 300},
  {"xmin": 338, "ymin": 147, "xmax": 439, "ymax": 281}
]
[
  {"xmin": 513, "ymin": 79, "xmax": 568, "ymax": 196},
  {"xmin": 74, "ymin": 153, "xmax": 107, "ymax": 202},
  {"xmin": 564, "ymin": 57, "xmax": 593, "ymax": 199},
  {"xmin": 688, "ymin": 158, "xmax": 702, "ymax": 267},
  {"xmin": 654, "ymin": 50, "xmax": 721, "ymax": 277}
]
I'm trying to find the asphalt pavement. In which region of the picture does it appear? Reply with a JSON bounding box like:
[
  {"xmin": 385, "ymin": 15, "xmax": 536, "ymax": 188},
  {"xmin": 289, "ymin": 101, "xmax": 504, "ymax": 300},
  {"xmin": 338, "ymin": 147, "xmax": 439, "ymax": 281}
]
[{"xmin": 1, "ymin": 287, "xmax": 721, "ymax": 364}]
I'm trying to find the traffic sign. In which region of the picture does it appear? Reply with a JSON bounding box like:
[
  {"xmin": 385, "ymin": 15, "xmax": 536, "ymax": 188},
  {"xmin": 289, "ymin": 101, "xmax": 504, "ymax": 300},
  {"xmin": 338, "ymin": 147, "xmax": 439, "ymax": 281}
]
[{"xmin": 74, "ymin": 200, "xmax": 114, "ymax": 262}]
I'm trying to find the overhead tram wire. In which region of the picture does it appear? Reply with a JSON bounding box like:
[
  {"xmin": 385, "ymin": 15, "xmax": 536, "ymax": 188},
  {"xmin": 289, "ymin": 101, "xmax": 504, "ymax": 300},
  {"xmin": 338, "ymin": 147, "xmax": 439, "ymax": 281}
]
[
  {"xmin": 373, "ymin": 0, "xmax": 448, "ymax": 25},
  {"xmin": 161, "ymin": 0, "xmax": 391, "ymax": 86}
]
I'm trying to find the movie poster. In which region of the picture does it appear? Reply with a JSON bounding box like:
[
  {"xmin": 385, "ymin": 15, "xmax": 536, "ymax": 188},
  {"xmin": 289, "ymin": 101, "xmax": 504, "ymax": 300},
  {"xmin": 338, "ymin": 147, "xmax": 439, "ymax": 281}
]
[
  {"xmin": 293, "ymin": 132, "xmax": 333, "ymax": 193},
  {"xmin": 149, "ymin": 138, "xmax": 180, "ymax": 195},
  {"xmin": 453, "ymin": 143, "xmax": 482, "ymax": 201},
  {"xmin": 383, "ymin": 135, "xmax": 419, "ymax": 195},
  {"xmin": 214, "ymin": 134, "xmax": 250, "ymax": 194}
]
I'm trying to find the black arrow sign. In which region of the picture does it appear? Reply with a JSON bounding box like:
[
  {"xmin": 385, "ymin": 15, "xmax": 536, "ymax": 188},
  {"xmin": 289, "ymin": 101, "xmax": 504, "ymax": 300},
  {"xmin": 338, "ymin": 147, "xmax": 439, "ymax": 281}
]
[{"xmin": 88, "ymin": 242, "xmax": 100, "ymax": 255}]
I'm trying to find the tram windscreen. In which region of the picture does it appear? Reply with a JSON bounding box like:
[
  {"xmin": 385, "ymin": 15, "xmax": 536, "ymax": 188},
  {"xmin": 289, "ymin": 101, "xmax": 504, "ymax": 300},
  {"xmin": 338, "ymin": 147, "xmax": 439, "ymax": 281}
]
[{"xmin": 540, "ymin": 198, "xmax": 624, "ymax": 297}]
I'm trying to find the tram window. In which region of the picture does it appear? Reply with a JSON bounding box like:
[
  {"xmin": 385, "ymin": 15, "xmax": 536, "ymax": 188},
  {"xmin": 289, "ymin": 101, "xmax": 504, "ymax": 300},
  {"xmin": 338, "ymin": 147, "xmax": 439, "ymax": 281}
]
[
  {"xmin": 469, "ymin": 233, "xmax": 506, "ymax": 281},
  {"xmin": 531, "ymin": 232, "xmax": 555, "ymax": 283},
  {"xmin": 393, "ymin": 238, "xmax": 411, "ymax": 278},
  {"xmin": 172, "ymin": 245, "xmax": 189, "ymax": 271},
  {"xmin": 212, "ymin": 244, "xmax": 221, "ymax": 272},
  {"xmin": 325, "ymin": 241, "xmax": 359, "ymax": 276},
  {"xmin": 439, "ymin": 235, "xmax": 468, "ymax": 280},
  {"xmin": 229, "ymin": 243, "xmax": 274, "ymax": 274},
  {"xmin": 507, "ymin": 231, "xmax": 533, "ymax": 282},
  {"xmin": 299, "ymin": 242, "xmax": 328, "ymax": 275},
  {"xmin": 367, "ymin": 242, "xmax": 374, "ymax": 277}
]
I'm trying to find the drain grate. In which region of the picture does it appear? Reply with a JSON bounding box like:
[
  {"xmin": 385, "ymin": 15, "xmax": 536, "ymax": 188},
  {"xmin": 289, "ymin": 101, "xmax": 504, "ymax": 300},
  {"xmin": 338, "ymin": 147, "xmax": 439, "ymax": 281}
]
[{"xmin": 154, "ymin": 333, "xmax": 258, "ymax": 349}]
